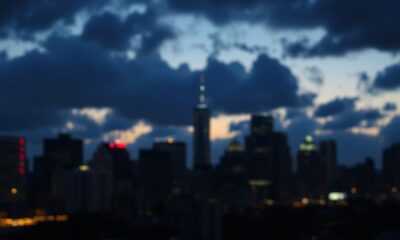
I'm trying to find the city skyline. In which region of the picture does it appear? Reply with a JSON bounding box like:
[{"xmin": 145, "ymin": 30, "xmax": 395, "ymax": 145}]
[{"xmin": 1, "ymin": 1, "xmax": 399, "ymax": 168}]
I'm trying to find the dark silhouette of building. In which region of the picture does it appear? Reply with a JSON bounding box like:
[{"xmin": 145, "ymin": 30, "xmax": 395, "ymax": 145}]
[
  {"xmin": 166, "ymin": 191, "xmax": 222, "ymax": 240},
  {"xmin": 383, "ymin": 143, "xmax": 400, "ymax": 191},
  {"xmin": 193, "ymin": 74, "xmax": 211, "ymax": 170},
  {"xmin": 217, "ymin": 140, "xmax": 251, "ymax": 206},
  {"xmin": 337, "ymin": 157, "xmax": 377, "ymax": 197},
  {"xmin": 32, "ymin": 133, "xmax": 83, "ymax": 211},
  {"xmin": 138, "ymin": 139, "xmax": 187, "ymax": 209},
  {"xmin": 271, "ymin": 132, "xmax": 293, "ymax": 200},
  {"xmin": 243, "ymin": 115, "xmax": 292, "ymax": 200},
  {"xmin": 63, "ymin": 165, "xmax": 112, "ymax": 214},
  {"xmin": 91, "ymin": 142, "xmax": 132, "ymax": 182},
  {"xmin": 219, "ymin": 140, "xmax": 246, "ymax": 174},
  {"xmin": 90, "ymin": 142, "xmax": 134, "ymax": 217},
  {"xmin": 296, "ymin": 135, "xmax": 327, "ymax": 199},
  {"xmin": 153, "ymin": 139, "xmax": 187, "ymax": 185},
  {"xmin": 0, "ymin": 136, "xmax": 27, "ymax": 211},
  {"xmin": 44, "ymin": 133, "xmax": 83, "ymax": 170},
  {"xmin": 245, "ymin": 115, "xmax": 274, "ymax": 200},
  {"xmin": 319, "ymin": 139, "xmax": 337, "ymax": 191}
]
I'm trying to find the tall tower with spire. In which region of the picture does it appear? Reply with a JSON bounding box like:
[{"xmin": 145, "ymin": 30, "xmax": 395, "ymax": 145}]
[{"xmin": 193, "ymin": 72, "xmax": 211, "ymax": 170}]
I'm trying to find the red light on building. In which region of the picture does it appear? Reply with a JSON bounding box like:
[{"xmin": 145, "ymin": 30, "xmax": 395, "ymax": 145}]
[
  {"xmin": 108, "ymin": 142, "xmax": 126, "ymax": 149},
  {"xmin": 115, "ymin": 143, "xmax": 126, "ymax": 149},
  {"xmin": 18, "ymin": 138, "xmax": 26, "ymax": 175}
]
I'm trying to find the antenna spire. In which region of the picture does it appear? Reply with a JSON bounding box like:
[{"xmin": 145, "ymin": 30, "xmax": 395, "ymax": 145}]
[{"xmin": 199, "ymin": 71, "xmax": 206, "ymax": 105}]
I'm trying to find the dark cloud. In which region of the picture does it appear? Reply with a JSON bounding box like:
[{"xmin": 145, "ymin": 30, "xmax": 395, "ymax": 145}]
[
  {"xmin": 370, "ymin": 62, "xmax": 400, "ymax": 91},
  {"xmin": 321, "ymin": 111, "xmax": 358, "ymax": 131},
  {"xmin": 1, "ymin": 0, "xmax": 399, "ymax": 57},
  {"xmin": 314, "ymin": 97, "xmax": 357, "ymax": 118},
  {"xmin": 139, "ymin": 25, "xmax": 175, "ymax": 56},
  {"xmin": 323, "ymin": 109, "xmax": 383, "ymax": 131},
  {"xmin": 82, "ymin": 12, "xmax": 136, "ymax": 50},
  {"xmin": 167, "ymin": 0, "xmax": 400, "ymax": 56},
  {"xmin": 0, "ymin": 0, "xmax": 104, "ymax": 35},
  {"xmin": 275, "ymin": 0, "xmax": 400, "ymax": 57},
  {"xmin": 383, "ymin": 102, "xmax": 397, "ymax": 112},
  {"xmin": 205, "ymin": 54, "xmax": 314, "ymax": 114},
  {"xmin": 81, "ymin": 10, "xmax": 175, "ymax": 53},
  {"xmin": 0, "ymin": 36, "xmax": 309, "ymax": 131}
]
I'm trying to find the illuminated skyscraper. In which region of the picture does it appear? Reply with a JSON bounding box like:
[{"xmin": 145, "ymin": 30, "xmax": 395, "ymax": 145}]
[{"xmin": 193, "ymin": 73, "xmax": 211, "ymax": 170}]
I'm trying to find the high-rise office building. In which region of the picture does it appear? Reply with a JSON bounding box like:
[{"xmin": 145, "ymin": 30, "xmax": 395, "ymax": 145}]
[
  {"xmin": 338, "ymin": 157, "xmax": 376, "ymax": 196},
  {"xmin": 271, "ymin": 132, "xmax": 293, "ymax": 200},
  {"xmin": 241, "ymin": 116, "xmax": 294, "ymax": 201},
  {"xmin": 0, "ymin": 136, "xmax": 27, "ymax": 209},
  {"xmin": 245, "ymin": 115, "xmax": 274, "ymax": 200},
  {"xmin": 63, "ymin": 165, "xmax": 112, "ymax": 214},
  {"xmin": 91, "ymin": 142, "xmax": 133, "ymax": 186},
  {"xmin": 245, "ymin": 115, "xmax": 274, "ymax": 178},
  {"xmin": 138, "ymin": 139, "xmax": 187, "ymax": 209},
  {"xmin": 250, "ymin": 115, "xmax": 274, "ymax": 137},
  {"xmin": 297, "ymin": 135, "xmax": 327, "ymax": 199},
  {"xmin": 218, "ymin": 140, "xmax": 251, "ymax": 206},
  {"xmin": 32, "ymin": 133, "xmax": 83, "ymax": 210},
  {"xmin": 383, "ymin": 143, "xmax": 400, "ymax": 190},
  {"xmin": 42, "ymin": 133, "xmax": 83, "ymax": 170},
  {"xmin": 193, "ymin": 74, "xmax": 211, "ymax": 170},
  {"xmin": 219, "ymin": 140, "xmax": 246, "ymax": 174},
  {"xmin": 90, "ymin": 142, "xmax": 134, "ymax": 216},
  {"xmin": 153, "ymin": 138, "xmax": 187, "ymax": 184},
  {"xmin": 319, "ymin": 140, "xmax": 337, "ymax": 191}
]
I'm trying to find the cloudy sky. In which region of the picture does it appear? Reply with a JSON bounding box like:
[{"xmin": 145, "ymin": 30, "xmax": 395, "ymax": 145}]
[{"xmin": 1, "ymin": 0, "xmax": 400, "ymax": 168}]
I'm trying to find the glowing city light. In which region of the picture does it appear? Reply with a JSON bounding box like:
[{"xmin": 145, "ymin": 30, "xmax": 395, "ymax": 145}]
[
  {"xmin": 108, "ymin": 142, "xmax": 127, "ymax": 149},
  {"xmin": 0, "ymin": 215, "xmax": 69, "ymax": 228},
  {"xmin": 10, "ymin": 187, "xmax": 18, "ymax": 195},
  {"xmin": 328, "ymin": 192, "xmax": 347, "ymax": 201},
  {"xmin": 79, "ymin": 165, "xmax": 90, "ymax": 172},
  {"xmin": 248, "ymin": 179, "xmax": 271, "ymax": 187}
]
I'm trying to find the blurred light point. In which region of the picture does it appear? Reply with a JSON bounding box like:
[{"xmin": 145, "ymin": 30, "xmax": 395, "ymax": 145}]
[
  {"xmin": 79, "ymin": 165, "xmax": 90, "ymax": 172},
  {"xmin": 10, "ymin": 188, "xmax": 18, "ymax": 195}
]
